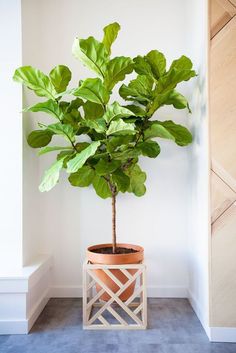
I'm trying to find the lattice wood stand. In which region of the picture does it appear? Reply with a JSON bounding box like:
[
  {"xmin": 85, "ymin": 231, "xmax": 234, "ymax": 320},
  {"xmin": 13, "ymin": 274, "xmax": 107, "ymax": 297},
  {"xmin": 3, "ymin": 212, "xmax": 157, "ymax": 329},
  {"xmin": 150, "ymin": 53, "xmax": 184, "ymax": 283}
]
[{"xmin": 83, "ymin": 261, "xmax": 147, "ymax": 330}]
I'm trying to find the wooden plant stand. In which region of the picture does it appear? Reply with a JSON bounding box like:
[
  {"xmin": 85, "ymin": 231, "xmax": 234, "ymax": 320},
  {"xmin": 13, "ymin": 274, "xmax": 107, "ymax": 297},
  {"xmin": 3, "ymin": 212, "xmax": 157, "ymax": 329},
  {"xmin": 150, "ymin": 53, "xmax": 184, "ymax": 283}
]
[{"xmin": 83, "ymin": 261, "xmax": 147, "ymax": 330}]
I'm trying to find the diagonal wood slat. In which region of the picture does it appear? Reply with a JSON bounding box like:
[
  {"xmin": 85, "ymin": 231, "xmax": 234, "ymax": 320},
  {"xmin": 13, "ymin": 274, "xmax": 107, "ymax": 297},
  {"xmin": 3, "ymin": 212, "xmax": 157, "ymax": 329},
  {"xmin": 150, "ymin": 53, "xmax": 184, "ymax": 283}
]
[
  {"xmin": 83, "ymin": 261, "xmax": 147, "ymax": 330},
  {"xmin": 102, "ymin": 269, "xmax": 123, "ymax": 288},
  {"xmin": 87, "ymin": 269, "xmax": 143, "ymax": 325}
]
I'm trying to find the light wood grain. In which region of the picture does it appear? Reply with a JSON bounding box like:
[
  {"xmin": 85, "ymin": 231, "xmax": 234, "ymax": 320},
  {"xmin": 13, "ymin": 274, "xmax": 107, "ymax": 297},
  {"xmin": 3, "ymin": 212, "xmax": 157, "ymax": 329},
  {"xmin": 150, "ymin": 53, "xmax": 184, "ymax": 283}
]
[
  {"xmin": 211, "ymin": 170, "xmax": 236, "ymax": 223},
  {"xmin": 83, "ymin": 261, "xmax": 147, "ymax": 330},
  {"xmin": 210, "ymin": 0, "xmax": 236, "ymax": 38},
  {"xmin": 229, "ymin": 0, "xmax": 236, "ymax": 7},
  {"xmin": 210, "ymin": 17, "xmax": 236, "ymax": 191},
  {"xmin": 211, "ymin": 203, "xmax": 236, "ymax": 326}
]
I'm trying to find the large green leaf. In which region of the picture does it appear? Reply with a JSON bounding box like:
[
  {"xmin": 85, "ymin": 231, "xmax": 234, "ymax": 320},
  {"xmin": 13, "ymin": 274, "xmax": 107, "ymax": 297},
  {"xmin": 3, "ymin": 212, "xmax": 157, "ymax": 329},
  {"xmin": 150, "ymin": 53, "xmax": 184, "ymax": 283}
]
[
  {"xmin": 39, "ymin": 157, "xmax": 65, "ymax": 192},
  {"xmin": 125, "ymin": 164, "xmax": 146, "ymax": 196},
  {"xmin": 137, "ymin": 140, "xmax": 161, "ymax": 158},
  {"xmin": 49, "ymin": 65, "xmax": 71, "ymax": 93},
  {"xmin": 133, "ymin": 56, "xmax": 153, "ymax": 77},
  {"xmin": 92, "ymin": 175, "xmax": 112, "ymax": 198},
  {"xmin": 106, "ymin": 119, "xmax": 136, "ymax": 135},
  {"xmin": 124, "ymin": 105, "xmax": 146, "ymax": 117},
  {"xmin": 157, "ymin": 120, "xmax": 193, "ymax": 146},
  {"xmin": 74, "ymin": 78, "xmax": 109, "ymax": 105},
  {"xmin": 75, "ymin": 142, "xmax": 90, "ymax": 152},
  {"xmin": 72, "ymin": 36, "xmax": 108, "ymax": 77},
  {"xmin": 13, "ymin": 66, "xmax": 56, "ymax": 99},
  {"xmin": 107, "ymin": 135, "xmax": 135, "ymax": 152},
  {"xmin": 104, "ymin": 56, "xmax": 133, "ymax": 91},
  {"xmin": 119, "ymin": 75, "xmax": 154, "ymax": 103},
  {"xmin": 81, "ymin": 118, "xmax": 106, "ymax": 133},
  {"xmin": 83, "ymin": 101, "xmax": 104, "ymax": 120},
  {"xmin": 145, "ymin": 50, "xmax": 166, "ymax": 79},
  {"xmin": 165, "ymin": 90, "xmax": 191, "ymax": 112},
  {"xmin": 67, "ymin": 141, "xmax": 101, "ymax": 173},
  {"xmin": 27, "ymin": 130, "xmax": 53, "ymax": 148},
  {"xmin": 112, "ymin": 169, "xmax": 130, "ymax": 192},
  {"xmin": 47, "ymin": 123, "xmax": 75, "ymax": 142},
  {"xmin": 102, "ymin": 22, "xmax": 120, "ymax": 55},
  {"xmin": 103, "ymin": 102, "xmax": 134, "ymax": 123},
  {"xmin": 68, "ymin": 166, "xmax": 95, "ymax": 187},
  {"xmin": 38, "ymin": 146, "xmax": 72, "ymax": 155},
  {"xmin": 24, "ymin": 100, "xmax": 63, "ymax": 121},
  {"xmin": 157, "ymin": 67, "xmax": 196, "ymax": 93},
  {"xmin": 95, "ymin": 158, "xmax": 121, "ymax": 176},
  {"xmin": 144, "ymin": 122, "xmax": 175, "ymax": 141},
  {"xmin": 170, "ymin": 55, "xmax": 193, "ymax": 71}
]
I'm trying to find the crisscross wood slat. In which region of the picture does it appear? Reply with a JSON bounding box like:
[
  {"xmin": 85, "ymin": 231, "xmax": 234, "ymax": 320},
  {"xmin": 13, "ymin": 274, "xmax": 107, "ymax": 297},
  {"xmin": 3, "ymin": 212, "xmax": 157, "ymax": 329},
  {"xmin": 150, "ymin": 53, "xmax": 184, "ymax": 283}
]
[{"xmin": 83, "ymin": 261, "xmax": 147, "ymax": 330}]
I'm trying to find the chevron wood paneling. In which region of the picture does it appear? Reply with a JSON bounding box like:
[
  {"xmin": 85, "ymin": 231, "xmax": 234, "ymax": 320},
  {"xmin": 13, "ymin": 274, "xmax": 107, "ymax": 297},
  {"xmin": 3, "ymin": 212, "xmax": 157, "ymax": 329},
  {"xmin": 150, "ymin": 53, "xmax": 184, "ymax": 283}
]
[
  {"xmin": 210, "ymin": 0, "xmax": 236, "ymax": 327},
  {"xmin": 211, "ymin": 171, "xmax": 236, "ymax": 223},
  {"xmin": 210, "ymin": 0, "xmax": 236, "ymax": 37}
]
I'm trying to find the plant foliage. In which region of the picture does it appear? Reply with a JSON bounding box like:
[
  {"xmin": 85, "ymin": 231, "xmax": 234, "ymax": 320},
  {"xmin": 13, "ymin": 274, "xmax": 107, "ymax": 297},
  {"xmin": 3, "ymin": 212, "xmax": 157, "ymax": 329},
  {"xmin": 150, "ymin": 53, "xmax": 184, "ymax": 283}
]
[{"xmin": 13, "ymin": 22, "xmax": 196, "ymax": 197}]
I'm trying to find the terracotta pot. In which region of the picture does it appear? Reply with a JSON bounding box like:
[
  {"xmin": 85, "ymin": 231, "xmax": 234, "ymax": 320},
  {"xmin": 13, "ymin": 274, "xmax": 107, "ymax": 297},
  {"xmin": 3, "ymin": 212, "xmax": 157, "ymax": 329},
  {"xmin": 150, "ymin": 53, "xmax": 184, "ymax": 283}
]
[{"xmin": 87, "ymin": 243, "xmax": 144, "ymax": 301}]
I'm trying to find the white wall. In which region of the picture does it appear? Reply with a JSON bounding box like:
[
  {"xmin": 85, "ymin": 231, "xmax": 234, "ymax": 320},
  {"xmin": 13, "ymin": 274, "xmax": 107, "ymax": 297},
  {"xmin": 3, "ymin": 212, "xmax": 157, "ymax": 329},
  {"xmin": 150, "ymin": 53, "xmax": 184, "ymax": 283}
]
[
  {"xmin": 22, "ymin": 0, "xmax": 208, "ymax": 297},
  {"xmin": 186, "ymin": 0, "xmax": 210, "ymax": 334},
  {"xmin": 0, "ymin": 0, "xmax": 22, "ymax": 272}
]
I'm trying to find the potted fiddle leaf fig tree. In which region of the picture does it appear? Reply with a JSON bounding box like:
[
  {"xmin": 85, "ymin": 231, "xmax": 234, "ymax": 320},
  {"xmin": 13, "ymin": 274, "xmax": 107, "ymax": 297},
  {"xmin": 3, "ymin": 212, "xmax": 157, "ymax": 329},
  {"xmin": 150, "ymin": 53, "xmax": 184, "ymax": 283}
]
[{"xmin": 14, "ymin": 22, "xmax": 196, "ymax": 301}]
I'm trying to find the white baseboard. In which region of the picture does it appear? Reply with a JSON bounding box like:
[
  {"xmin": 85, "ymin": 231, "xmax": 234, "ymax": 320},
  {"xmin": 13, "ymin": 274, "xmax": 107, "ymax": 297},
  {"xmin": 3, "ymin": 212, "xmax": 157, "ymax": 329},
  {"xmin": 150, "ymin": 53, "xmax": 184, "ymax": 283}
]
[
  {"xmin": 0, "ymin": 320, "xmax": 28, "ymax": 335},
  {"xmin": 50, "ymin": 285, "xmax": 188, "ymax": 298},
  {"xmin": 0, "ymin": 255, "xmax": 52, "ymax": 334},
  {"xmin": 28, "ymin": 288, "xmax": 50, "ymax": 332},
  {"xmin": 188, "ymin": 289, "xmax": 210, "ymax": 339},
  {"xmin": 147, "ymin": 285, "xmax": 188, "ymax": 298},
  {"xmin": 209, "ymin": 327, "xmax": 236, "ymax": 343}
]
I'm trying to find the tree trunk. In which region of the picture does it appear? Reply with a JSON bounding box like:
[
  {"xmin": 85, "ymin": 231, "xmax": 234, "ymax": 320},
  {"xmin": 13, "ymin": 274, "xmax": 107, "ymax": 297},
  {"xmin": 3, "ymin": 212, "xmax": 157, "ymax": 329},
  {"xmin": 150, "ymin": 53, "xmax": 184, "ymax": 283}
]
[{"xmin": 112, "ymin": 192, "xmax": 116, "ymax": 253}]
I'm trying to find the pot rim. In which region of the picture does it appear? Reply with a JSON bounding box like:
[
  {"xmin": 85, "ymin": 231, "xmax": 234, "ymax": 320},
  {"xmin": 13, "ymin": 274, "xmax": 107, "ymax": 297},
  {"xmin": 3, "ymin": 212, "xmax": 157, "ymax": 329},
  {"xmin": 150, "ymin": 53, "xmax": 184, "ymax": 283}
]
[{"xmin": 87, "ymin": 243, "xmax": 144, "ymax": 256}]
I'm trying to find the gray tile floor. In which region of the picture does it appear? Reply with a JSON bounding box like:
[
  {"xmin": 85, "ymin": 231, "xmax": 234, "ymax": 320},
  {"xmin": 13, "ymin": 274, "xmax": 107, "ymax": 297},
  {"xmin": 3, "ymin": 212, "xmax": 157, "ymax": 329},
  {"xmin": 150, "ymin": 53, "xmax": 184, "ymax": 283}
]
[{"xmin": 0, "ymin": 298, "xmax": 236, "ymax": 353}]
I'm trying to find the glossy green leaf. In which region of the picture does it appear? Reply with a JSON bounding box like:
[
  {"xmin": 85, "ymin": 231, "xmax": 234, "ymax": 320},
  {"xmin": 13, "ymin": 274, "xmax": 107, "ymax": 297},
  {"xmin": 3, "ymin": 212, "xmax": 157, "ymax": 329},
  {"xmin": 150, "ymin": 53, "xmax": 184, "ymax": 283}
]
[
  {"xmin": 112, "ymin": 169, "xmax": 130, "ymax": 192},
  {"xmin": 165, "ymin": 90, "xmax": 191, "ymax": 112},
  {"xmin": 68, "ymin": 166, "xmax": 95, "ymax": 187},
  {"xmin": 133, "ymin": 56, "xmax": 153, "ymax": 77},
  {"xmin": 72, "ymin": 36, "xmax": 108, "ymax": 77},
  {"xmin": 106, "ymin": 119, "xmax": 136, "ymax": 135},
  {"xmin": 47, "ymin": 123, "xmax": 75, "ymax": 142},
  {"xmin": 147, "ymin": 91, "xmax": 173, "ymax": 116},
  {"xmin": 112, "ymin": 148, "xmax": 141, "ymax": 160},
  {"xmin": 75, "ymin": 142, "xmax": 90, "ymax": 152},
  {"xmin": 38, "ymin": 146, "xmax": 72, "ymax": 156},
  {"xmin": 170, "ymin": 55, "xmax": 193, "ymax": 71},
  {"xmin": 102, "ymin": 22, "xmax": 120, "ymax": 55},
  {"xmin": 145, "ymin": 50, "xmax": 166, "ymax": 79},
  {"xmin": 67, "ymin": 141, "xmax": 101, "ymax": 173},
  {"xmin": 92, "ymin": 175, "xmax": 112, "ymax": 198},
  {"xmin": 137, "ymin": 140, "xmax": 161, "ymax": 158},
  {"xmin": 157, "ymin": 120, "xmax": 193, "ymax": 146},
  {"xmin": 39, "ymin": 157, "xmax": 65, "ymax": 192},
  {"xmin": 13, "ymin": 66, "xmax": 56, "ymax": 99},
  {"xmin": 74, "ymin": 78, "xmax": 109, "ymax": 105},
  {"xmin": 81, "ymin": 118, "xmax": 106, "ymax": 133},
  {"xmin": 27, "ymin": 130, "xmax": 53, "ymax": 148},
  {"xmin": 49, "ymin": 65, "xmax": 72, "ymax": 93},
  {"xmin": 119, "ymin": 75, "xmax": 154, "ymax": 103},
  {"xmin": 107, "ymin": 135, "xmax": 135, "ymax": 152},
  {"xmin": 83, "ymin": 101, "xmax": 104, "ymax": 120},
  {"xmin": 144, "ymin": 122, "xmax": 175, "ymax": 141},
  {"xmin": 124, "ymin": 105, "xmax": 146, "ymax": 117},
  {"xmin": 95, "ymin": 159, "xmax": 121, "ymax": 176},
  {"xmin": 157, "ymin": 68, "xmax": 196, "ymax": 93},
  {"xmin": 24, "ymin": 100, "xmax": 63, "ymax": 121},
  {"xmin": 104, "ymin": 56, "xmax": 133, "ymax": 91},
  {"xmin": 125, "ymin": 164, "xmax": 146, "ymax": 196},
  {"xmin": 103, "ymin": 102, "xmax": 134, "ymax": 123}
]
